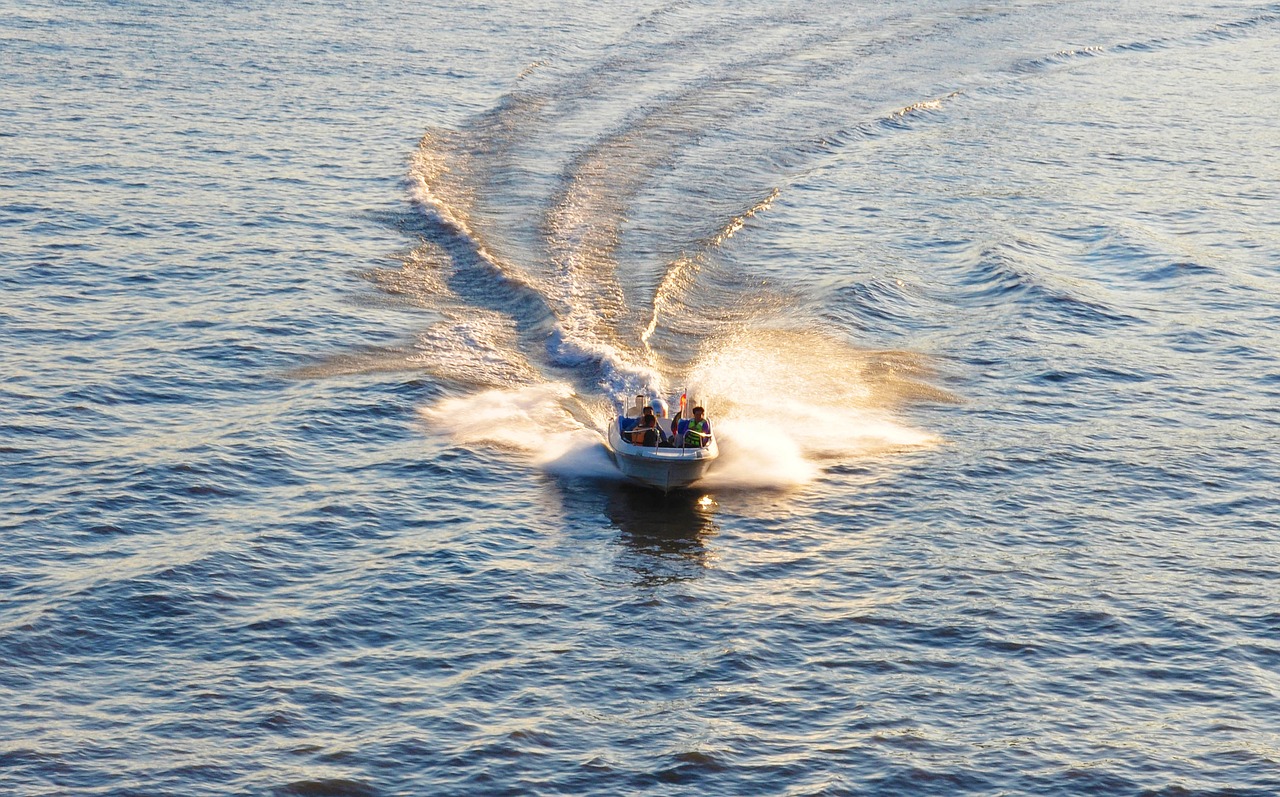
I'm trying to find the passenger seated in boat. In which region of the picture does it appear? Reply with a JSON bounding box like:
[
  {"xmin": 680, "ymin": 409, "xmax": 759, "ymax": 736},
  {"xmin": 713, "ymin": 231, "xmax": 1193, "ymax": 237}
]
[
  {"xmin": 630, "ymin": 407, "xmax": 662, "ymax": 446},
  {"xmin": 661, "ymin": 415, "xmax": 680, "ymax": 448},
  {"xmin": 682, "ymin": 406, "xmax": 712, "ymax": 447}
]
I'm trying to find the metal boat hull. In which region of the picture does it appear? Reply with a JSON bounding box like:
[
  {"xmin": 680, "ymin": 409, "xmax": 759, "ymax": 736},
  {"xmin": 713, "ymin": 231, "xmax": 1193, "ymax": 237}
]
[{"xmin": 606, "ymin": 421, "xmax": 718, "ymax": 491}]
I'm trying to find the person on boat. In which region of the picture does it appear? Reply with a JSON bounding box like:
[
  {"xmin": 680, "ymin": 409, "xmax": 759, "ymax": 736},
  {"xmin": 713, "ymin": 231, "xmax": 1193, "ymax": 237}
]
[
  {"xmin": 631, "ymin": 406, "xmax": 663, "ymax": 447},
  {"xmin": 683, "ymin": 406, "xmax": 712, "ymax": 447},
  {"xmin": 648, "ymin": 398, "xmax": 676, "ymax": 447}
]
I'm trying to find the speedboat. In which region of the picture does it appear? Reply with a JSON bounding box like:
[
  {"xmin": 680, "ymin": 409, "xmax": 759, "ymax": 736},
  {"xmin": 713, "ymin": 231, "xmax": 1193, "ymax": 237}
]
[{"xmin": 605, "ymin": 394, "xmax": 718, "ymax": 492}]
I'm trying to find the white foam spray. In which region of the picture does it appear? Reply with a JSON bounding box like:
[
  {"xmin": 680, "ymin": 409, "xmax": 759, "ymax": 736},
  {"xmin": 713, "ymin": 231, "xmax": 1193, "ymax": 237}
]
[
  {"xmin": 417, "ymin": 329, "xmax": 947, "ymax": 491},
  {"xmin": 683, "ymin": 328, "xmax": 944, "ymax": 489},
  {"xmin": 418, "ymin": 383, "xmax": 622, "ymax": 480}
]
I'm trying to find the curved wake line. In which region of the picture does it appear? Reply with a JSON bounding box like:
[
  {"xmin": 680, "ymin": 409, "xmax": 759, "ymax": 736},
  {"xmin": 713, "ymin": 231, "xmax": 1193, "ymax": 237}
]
[
  {"xmin": 408, "ymin": 135, "xmax": 547, "ymax": 300},
  {"xmin": 535, "ymin": 17, "xmax": 875, "ymax": 379},
  {"xmin": 641, "ymin": 187, "xmax": 779, "ymax": 351},
  {"xmin": 411, "ymin": 135, "xmax": 661, "ymax": 399}
]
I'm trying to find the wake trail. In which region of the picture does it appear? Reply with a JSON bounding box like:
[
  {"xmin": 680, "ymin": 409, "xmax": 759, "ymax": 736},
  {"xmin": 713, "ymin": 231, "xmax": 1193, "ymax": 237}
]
[
  {"xmin": 396, "ymin": 2, "xmax": 989, "ymax": 476},
  {"xmin": 537, "ymin": 16, "xmax": 901, "ymax": 399},
  {"xmin": 640, "ymin": 187, "xmax": 779, "ymax": 359}
]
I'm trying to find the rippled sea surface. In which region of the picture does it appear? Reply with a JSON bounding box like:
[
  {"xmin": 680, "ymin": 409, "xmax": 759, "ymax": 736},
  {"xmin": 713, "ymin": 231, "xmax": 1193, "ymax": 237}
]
[{"xmin": 5, "ymin": 1, "xmax": 1280, "ymax": 794}]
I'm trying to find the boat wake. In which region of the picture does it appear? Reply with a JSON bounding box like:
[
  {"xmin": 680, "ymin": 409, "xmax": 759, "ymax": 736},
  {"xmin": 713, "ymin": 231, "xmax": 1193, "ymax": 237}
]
[
  {"xmin": 417, "ymin": 383, "xmax": 617, "ymax": 480},
  {"xmin": 324, "ymin": 3, "xmax": 1014, "ymax": 488},
  {"xmin": 293, "ymin": 2, "xmax": 1279, "ymax": 486}
]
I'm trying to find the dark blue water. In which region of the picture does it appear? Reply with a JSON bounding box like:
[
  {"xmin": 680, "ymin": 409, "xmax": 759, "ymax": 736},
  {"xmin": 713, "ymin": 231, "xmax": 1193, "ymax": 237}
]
[{"xmin": 4, "ymin": 1, "xmax": 1280, "ymax": 794}]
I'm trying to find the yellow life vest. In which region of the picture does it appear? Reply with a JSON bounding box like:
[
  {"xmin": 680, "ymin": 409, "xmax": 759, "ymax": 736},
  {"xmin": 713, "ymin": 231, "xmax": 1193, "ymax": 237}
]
[{"xmin": 684, "ymin": 418, "xmax": 709, "ymax": 447}]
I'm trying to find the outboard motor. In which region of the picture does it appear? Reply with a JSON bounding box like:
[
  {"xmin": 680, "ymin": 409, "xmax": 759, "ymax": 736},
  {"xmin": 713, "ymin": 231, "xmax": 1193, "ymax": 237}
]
[{"xmin": 649, "ymin": 398, "xmax": 669, "ymax": 419}]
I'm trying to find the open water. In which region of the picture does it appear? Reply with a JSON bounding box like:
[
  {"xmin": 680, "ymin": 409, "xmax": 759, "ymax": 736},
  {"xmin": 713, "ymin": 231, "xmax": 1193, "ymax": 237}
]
[{"xmin": 4, "ymin": 1, "xmax": 1280, "ymax": 794}]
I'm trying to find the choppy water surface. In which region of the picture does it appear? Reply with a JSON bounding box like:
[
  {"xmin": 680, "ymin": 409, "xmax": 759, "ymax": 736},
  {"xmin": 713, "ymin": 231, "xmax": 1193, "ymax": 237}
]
[{"xmin": 4, "ymin": 0, "xmax": 1280, "ymax": 794}]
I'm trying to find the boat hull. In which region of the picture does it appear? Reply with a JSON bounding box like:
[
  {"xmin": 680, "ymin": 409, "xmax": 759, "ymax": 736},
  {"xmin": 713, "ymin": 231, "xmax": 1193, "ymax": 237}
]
[{"xmin": 606, "ymin": 421, "xmax": 718, "ymax": 491}]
